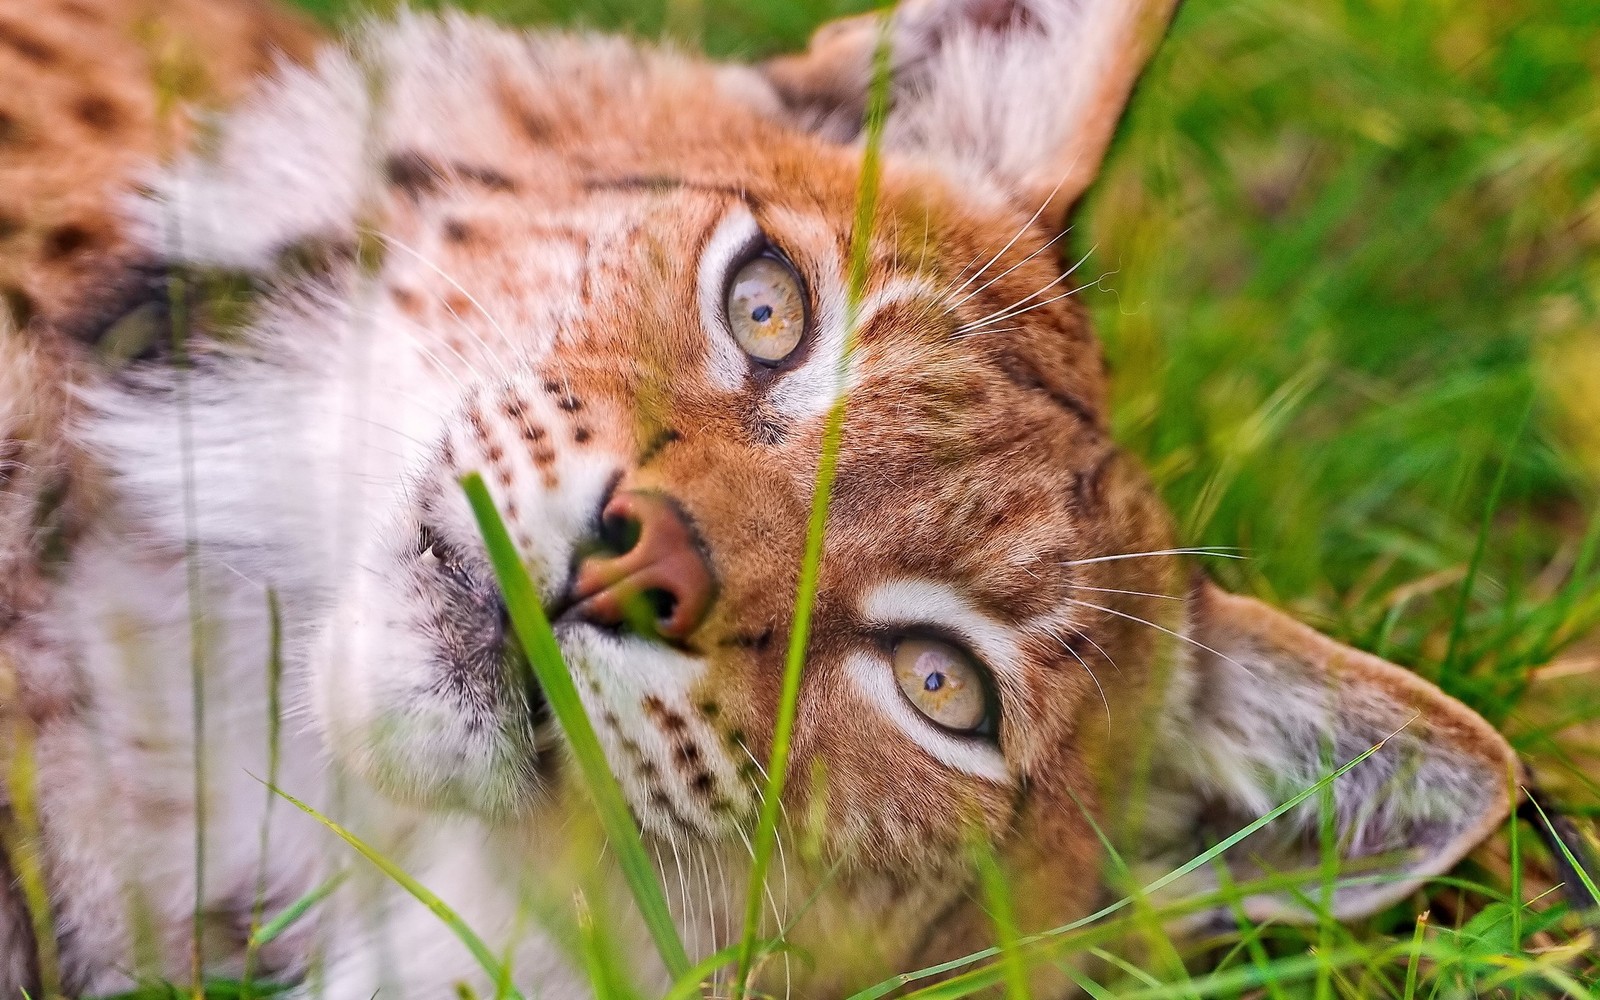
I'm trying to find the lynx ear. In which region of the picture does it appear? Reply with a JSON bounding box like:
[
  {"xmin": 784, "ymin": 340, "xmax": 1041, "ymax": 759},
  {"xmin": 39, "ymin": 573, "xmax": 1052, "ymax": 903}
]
[
  {"xmin": 1150, "ymin": 581, "xmax": 1516, "ymax": 923},
  {"xmin": 762, "ymin": 0, "xmax": 1180, "ymax": 223}
]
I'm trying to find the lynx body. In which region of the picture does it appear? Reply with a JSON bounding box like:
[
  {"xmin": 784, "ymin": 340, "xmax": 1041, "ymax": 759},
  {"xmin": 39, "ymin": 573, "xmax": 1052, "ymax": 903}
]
[{"xmin": 0, "ymin": 0, "xmax": 1514, "ymax": 996}]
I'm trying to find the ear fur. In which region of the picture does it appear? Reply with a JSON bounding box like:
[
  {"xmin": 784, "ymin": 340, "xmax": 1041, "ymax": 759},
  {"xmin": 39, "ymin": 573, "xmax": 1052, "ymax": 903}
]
[
  {"xmin": 1148, "ymin": 580, "xmax": 1516, "ymax": 923},
  {"xmin": 763, "ymin": 0, "xmax": 1181, "ymax": 224}
]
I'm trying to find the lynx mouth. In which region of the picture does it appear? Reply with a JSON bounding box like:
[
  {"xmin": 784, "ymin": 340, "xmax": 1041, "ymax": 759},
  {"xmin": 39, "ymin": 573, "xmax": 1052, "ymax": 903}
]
[{"xmin": 413, "ymin": 523, "xmax": 554, "ymax": 734}]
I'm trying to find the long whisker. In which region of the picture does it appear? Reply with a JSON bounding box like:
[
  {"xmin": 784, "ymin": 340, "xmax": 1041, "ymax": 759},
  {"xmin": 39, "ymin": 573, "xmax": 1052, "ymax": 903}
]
[
  {"xmin": 954, "ymin": 244, "xmax": 1096, "ymax": 334},
  {"xmin": 1072, "ymin": 584, "xmax": 1186, "ymax": 602},
  {"xmin": 373, "ymin": 231, "xmax": 516, "ymax": 377},
  {"xmin": 1063, "ymin": 596, "xmax": 1256, "ymax": 675},
  {"xmin": 1062, "ymin": 547, "xmax": 1247, "ymax": 567},
  {"xmin": 1061, "ymin": 621, "xmax": 1123, "ymax": 677},
  {"xmin": 949, "ymin": 173, "xmax": 1070, "ymax": 299},
  {"xmin": 1033, "ymin": 625, "xmax": 1110, "ymax": 727},
  {"xmin": 696, "ymin": 844, "xmax": 717, "ymax": 957},
  {"xmin": 946, "ymin": 224, "xmax": 1072, "ymax": 312}
]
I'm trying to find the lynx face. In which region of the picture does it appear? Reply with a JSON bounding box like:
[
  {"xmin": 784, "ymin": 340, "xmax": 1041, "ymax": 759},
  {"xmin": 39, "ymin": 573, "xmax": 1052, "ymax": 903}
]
[{"xmin": 74, "ymin": 0, "xmax": 1515, "ymax": 988}]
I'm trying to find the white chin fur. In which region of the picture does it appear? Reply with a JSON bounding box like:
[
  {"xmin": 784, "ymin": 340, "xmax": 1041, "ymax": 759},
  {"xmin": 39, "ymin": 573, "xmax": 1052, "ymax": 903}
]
[{"xmin": 307, "ymin": 545, "xmax": 545, "ymax": 816}]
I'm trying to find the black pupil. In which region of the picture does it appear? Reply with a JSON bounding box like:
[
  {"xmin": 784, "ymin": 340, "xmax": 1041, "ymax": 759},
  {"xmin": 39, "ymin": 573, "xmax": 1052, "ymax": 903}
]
[
  {"xmin": 924, "ymin": 672, "xmax": 945, "ymax": 692},
  {"xmin": 751, "ymin": 304, "xmax": 773, "ymax": 323}
]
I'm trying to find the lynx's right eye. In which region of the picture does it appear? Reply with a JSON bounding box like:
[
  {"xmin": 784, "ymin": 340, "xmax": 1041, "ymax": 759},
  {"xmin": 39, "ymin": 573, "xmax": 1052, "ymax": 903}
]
[
  {"xmin": 892, "ymin": 637, "xmax": 995, "ymax": 736},
  {"xmin": 725, "ymin": 253, "xmax": 806, "ymax": 364}
]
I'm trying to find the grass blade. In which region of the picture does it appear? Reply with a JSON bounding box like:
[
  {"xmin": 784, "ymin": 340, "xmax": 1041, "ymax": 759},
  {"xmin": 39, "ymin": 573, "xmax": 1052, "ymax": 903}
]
[
  {"xmin": 461, "ymin": 472, "xmax": 691, "ymax": 980},
  {"xmin": 1523, "ymin": 789, "xmax": 1600, "ymax": 908},
  {"xmin": 847, "ymin": 721, "xmax": 1415, "ymax": 999},
  {"xmin": 271, "ymin": 784, "xmax": 526, "ymax": 1000},
  {"xmin": 247, "ymin": 870, "xmax": 348, "ymax": 951},
  {"xmin": 729, "ymin": 11, "xmax": 897, "ymax": 997}
]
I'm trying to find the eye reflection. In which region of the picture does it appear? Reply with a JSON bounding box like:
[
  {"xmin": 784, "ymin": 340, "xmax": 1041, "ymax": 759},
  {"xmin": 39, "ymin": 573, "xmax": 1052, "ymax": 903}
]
[
  {"xmin": 726, "ymin": 254, "xmax": 805, "ymax": 363},
  {"xmin": 892, "ymin": 637, "xmax": 991, "ymax": 734}
]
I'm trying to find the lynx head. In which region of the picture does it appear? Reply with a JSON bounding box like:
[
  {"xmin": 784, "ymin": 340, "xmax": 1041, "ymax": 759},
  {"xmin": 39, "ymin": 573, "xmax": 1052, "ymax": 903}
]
[{"xmin": 94, "ymin": 0, "xmax": 1514, "ymax": 983}]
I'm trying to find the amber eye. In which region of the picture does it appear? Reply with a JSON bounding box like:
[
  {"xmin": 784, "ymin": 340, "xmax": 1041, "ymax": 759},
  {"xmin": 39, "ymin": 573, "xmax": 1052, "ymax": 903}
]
[
  {"xmin": 892, "ymin": 637, "xmax": 993, "ymax": 735},
  {"xmin": 726, "ymin": 253, "xmax": 806, "ymax": 364}
]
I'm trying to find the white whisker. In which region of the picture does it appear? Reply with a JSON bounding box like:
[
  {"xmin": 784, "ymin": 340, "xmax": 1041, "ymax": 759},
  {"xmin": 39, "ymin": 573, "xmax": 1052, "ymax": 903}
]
[
  {"xmin": 1062, "ymin": 547, "xmax": 1247, "ymax": 567},
  {"xmin": 1064, "ymin": 597, "xmax": 1256, "ymax": 676},
  {"xmin": 1072, "ymin": 584, "xmax": 1185, "ymax": 602},
  {"xmin": 946, "ymin": 224, "xmax": 1072, "ymax": 311},
  {"xmin": 949, "ymin": 173, "xmax": 1069, "ymax": 299},
  {"xmin": 953, "ymin": 244, "xmax": 1096, "ymax": 334}
]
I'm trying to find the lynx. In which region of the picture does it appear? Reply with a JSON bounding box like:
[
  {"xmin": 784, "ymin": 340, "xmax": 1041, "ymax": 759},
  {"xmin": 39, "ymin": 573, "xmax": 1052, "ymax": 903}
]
[{"xmin": 0, "ymin": 0, "xmax": 1515, "ymax": 996}]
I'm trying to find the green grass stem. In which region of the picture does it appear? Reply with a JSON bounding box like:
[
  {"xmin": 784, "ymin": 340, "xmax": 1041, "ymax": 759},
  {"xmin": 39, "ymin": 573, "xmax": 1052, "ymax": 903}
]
[
  {"xmin": 729, "ymin": 12, "xmax": 896, "ymax": 997},
  {"xmin": 462, "ymin": 472, "xmax": 692, "ymax": 981}
]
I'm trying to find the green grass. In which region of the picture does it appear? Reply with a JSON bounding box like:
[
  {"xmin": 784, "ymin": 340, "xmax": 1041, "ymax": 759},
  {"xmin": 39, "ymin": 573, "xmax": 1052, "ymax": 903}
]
[{"xmin": 89, "ymin": 0, "xmax": 1600, "ymax": 996}]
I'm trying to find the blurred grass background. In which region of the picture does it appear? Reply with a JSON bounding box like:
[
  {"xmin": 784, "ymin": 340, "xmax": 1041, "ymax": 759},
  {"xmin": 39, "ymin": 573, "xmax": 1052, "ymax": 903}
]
[{"xmin": 286, "ymin": 0, "xmax": 1600, "ymax": 991}]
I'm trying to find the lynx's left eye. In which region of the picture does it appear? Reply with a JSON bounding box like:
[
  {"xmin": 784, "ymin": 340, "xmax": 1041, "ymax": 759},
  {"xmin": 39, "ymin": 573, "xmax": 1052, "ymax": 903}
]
[
  {"xmin": 893, "ymin": 638, "xmax": 995, "ymax": 736},
  {"xmin": 726, "ymin": 253, "xmax": 806, "ymax": 364}
]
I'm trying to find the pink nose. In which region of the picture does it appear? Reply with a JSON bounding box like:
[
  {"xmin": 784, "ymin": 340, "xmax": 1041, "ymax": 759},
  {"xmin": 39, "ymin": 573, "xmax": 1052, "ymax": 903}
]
[{"xmin": 569, "ymin": 491, "xmax": 714, "ymax": 642}]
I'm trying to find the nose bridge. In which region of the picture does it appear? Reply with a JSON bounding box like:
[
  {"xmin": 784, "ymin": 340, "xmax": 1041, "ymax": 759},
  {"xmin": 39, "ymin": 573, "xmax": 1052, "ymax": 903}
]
[{"xmin": 570, "ymin": 490, "xmax": 715, "ymax": 642}]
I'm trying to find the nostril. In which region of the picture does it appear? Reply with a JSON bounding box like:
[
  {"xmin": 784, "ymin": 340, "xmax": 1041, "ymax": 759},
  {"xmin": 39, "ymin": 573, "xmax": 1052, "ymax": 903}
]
[
  {"xmin": 599, "ymin": 509, "xmax": 642, "ymax": 555},
  {"xmin": 570, "ymin": 490, "xmax": 714, "ymax": 643},
  {"xmin": 642, "ymin": 588, "xmax": 677, "ymax": 624}
]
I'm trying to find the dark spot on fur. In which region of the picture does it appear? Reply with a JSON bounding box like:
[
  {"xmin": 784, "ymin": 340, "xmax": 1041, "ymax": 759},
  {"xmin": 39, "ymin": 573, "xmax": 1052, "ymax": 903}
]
[
  {"xmin": 557, "ymin": 395, "xmax": 582, "ymax": 413},
  {"xmin": 442, "ymin": 219, "xmax": 474, "ymax": 244},
  {"xmin": 485, "ymin": 445, "xmax": 503, "ymax": 465},
  {"xmin": 43, "ymin": 223, "xmax": 94, "ymax": 260},
  {"xmin": 384, "ymin": 150, "xmax": 444, "ymax": 196},
  {"xmin": 690, "ymin": 771, "xmax": 714, "ymax": 794},
  {"xmin": 719, "ymin": 627, "xmax": 773, "ymax": 652},
  {"xmin": 466, "ymin": 407, "xmax": 492, "ymax": 449},
  {"xmin": 515, "ymin": 109, "xmax": 550, "ymax": 143},
  {"xmin": 724, "ymin": 728, "xmax": 747, "ymax": 750},
  {"xmin": 531, "ymin": 448, "xmax": 556, "ymax": 466},
  {"xmin": 521, "ymin": 424, "xmax": 545, "ymax": 443},
  {"xmin": 710, "ymin": 797, "xmax": 732, "ymax": 813},
  {"xmin": 453, "ymin": 162, "xmax": 515, "ymax": 192},
  {"xmin": 73, "ymin": 94, "xmax": 122, "ymax": 133},
  {"xmin": 390, "ymin": 287, "xmax": 423, "ymax": 316},
  {"xmin": 543, "ymin": 379, "xmax": 562, "ymax": 394},
  {"xmin": 0, "ymin": 21, "xmax": 57, "ymax": 64},
  {"xmin": 643, "ymin": 696, "xmax": 687, "ymax": 732},
  {"xmin": 675, "ymin": 742, "xmax": 701, "ymax": 765},
  {"xmin": 572, "ymin": 426, "xmax": 591, "ymax": 444},
  {"xmin": 697, "ymin": 701, "xmax": 720, "ymax": 719},
  {"xmin": 2, "ymin": 286, "xmax": 35, "ymax": 329},
  {"xmin": 503, "ymin": 397, "xmax": 527, "ymax": 420},
  {"xmin": 639, "ymin": 427, "xmax": 681, "ymax": 466}
]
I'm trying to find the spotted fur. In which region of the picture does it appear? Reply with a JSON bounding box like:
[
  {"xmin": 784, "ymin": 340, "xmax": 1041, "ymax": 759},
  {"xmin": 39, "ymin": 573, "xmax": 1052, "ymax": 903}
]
[{"xmin": 0, "ymin": 0, "xmax": 1515, "ymax": 997}]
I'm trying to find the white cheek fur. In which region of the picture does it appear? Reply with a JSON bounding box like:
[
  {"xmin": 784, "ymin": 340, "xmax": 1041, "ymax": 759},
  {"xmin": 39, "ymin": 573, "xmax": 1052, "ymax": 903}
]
[{"xmin": 697, "ymin": 205, "xmax": 765, "ymax": 392}]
